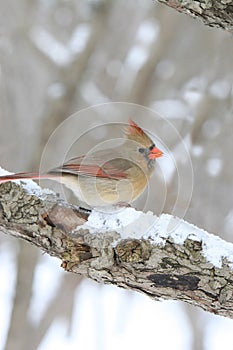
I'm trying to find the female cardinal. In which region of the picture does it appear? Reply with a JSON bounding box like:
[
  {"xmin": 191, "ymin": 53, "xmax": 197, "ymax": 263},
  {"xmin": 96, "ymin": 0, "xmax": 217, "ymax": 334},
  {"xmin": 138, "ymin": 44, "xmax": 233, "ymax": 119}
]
[{"xmin": 0, "ymin": 119, "xmax": 163, "ymax": 208}]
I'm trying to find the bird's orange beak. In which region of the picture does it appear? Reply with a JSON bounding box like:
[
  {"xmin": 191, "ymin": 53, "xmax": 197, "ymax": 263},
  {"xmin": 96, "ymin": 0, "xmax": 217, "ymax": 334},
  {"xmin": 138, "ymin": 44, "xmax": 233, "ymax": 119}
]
[{"xmin": 148, "ymin": 146, "xmax": 163, "ymax": 159}]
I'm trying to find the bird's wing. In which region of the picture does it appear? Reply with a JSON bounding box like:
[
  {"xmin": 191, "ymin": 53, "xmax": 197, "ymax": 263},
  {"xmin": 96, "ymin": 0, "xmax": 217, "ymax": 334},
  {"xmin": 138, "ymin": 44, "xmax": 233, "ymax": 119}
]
[{"xmin": 48, "ymin": 155, "xmax": 128, "ymax": 180}]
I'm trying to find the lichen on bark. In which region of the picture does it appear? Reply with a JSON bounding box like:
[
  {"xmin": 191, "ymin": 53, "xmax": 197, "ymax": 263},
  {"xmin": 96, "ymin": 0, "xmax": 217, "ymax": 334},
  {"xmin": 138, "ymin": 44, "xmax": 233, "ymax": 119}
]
[{"xmin": 1, "ymin": 180, "xmax": 233, "ymax": 318}]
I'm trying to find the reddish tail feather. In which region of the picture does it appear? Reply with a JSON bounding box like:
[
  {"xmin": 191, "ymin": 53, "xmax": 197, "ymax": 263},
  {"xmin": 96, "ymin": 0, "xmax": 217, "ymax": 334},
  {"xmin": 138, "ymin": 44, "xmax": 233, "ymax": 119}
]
[{"xmin": 0, "ymin": 172, "xmax": 53, "ymax": 184}]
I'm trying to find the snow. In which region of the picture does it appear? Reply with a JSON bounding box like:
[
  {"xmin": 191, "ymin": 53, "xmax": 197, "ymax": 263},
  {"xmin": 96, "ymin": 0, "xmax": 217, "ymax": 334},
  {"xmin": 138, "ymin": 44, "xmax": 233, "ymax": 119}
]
[
  {"xmin": 30, "ymin": 23, "xmax": 91, "ymax": 67},
  {"xmin": 68, "ymin": 24, "xmax": 91, "ymax": 55},
  {"xmin": 31, "ymin": 26, "xmax": 72, "ymax": 66},
  {"xmin": 1, "ymin": 163, "xmax": 233, "ymax": 268},
  {"xmin": 0, "ymin": 167, "xmax": 11, "ymax": 176},
  {"xmin": 20, "ymin": 179, "xmax": 54, "ymax": 198},
  {"xmin": 209, "ymin": 79, "xmax": 231, "ymax": 99},
  {"xmin": 0, "ymin": 167, "xmax": 54, "ymax": 198},
  {"xmin": 29, "ymin": 255, "xmax": 64, "ymax": 326},
  {"xmin": 192, "ymin": 145, "xmax": 203, "ymax": 157},
  {"xmin": 125, "ymin": 45, "xmax": 149, "ymax": 70},
  {"xmin": 77, "ymin": 207, "xmax": 157, "ymax": 240},
  {"xmin": 77, "ymin": 208, "xmax": 233, "ymax": 269},
  {"xmin": 0, "ymin": 241, "xmax": 17, "ymax": 349},
  {"xmin": 1, "ymin": 163, "xmax": 232, "ymax": 269},
  {"xmin": 37, "ymin": 279, "xmax": 191, "ymax": 350},
  {"xmin": 136, "ymin": 20, "xmax": 160, "ymax": 45},
  {"xmin": 206, "ymin": 158, "xmax": 222, "ymax": 177},
  {"xmin": 206, "ymin": 315, "xmax": 233, "ymax": 350},
  {"xmin": 1, "ymin": 176, "xmax": 233, "ymax": 349}
]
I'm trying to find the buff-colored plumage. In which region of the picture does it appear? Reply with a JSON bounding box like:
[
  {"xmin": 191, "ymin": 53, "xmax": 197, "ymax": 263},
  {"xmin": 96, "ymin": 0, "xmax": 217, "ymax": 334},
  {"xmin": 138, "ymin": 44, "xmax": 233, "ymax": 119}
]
[
  {"xmin": 0, "ymin": 119, "xmax": 163, "ymax": 208},
  {"xmin": 125, "ymin": 118, "xmax": 154, "ymax": 148}
]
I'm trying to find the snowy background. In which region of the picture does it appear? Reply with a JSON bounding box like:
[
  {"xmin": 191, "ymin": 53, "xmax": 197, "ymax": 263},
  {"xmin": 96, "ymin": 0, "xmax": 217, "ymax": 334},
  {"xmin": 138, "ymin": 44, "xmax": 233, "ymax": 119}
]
[{"xmin": 1, "ymin": 1, "xmax": 233, "ymax": 349}]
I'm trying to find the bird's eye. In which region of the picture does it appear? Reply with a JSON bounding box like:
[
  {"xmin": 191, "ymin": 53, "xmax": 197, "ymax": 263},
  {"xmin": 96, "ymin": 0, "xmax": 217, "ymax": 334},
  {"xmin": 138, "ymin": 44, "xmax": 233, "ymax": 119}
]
[{"xmin": 138, "ymin": 147, "xmax": 145, "ymax": 153}]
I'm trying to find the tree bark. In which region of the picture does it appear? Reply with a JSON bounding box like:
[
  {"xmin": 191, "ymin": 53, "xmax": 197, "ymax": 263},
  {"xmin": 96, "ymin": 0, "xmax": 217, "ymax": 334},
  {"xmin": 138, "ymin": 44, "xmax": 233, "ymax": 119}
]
[
  {"xmin": 157, "ymin": 0, "xmax": 233, "ymax": 32},
  {"xmin": 1, "ymin": 180, "xmax": 233, "ymax": 319}
]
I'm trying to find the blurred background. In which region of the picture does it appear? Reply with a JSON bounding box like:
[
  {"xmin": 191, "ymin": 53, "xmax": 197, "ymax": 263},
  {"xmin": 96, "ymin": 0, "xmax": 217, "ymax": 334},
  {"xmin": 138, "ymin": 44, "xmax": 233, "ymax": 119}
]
[{"xmin": 1, "ymin": 1, "xmax": 233, "ymax": 349}]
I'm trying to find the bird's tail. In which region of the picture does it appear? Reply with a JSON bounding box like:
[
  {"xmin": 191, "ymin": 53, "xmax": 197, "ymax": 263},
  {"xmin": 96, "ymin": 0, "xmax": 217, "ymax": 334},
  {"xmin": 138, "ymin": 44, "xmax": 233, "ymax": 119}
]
[{"xmin": 0, "ymin": 172, "xmax": 54, "ymax": 184}]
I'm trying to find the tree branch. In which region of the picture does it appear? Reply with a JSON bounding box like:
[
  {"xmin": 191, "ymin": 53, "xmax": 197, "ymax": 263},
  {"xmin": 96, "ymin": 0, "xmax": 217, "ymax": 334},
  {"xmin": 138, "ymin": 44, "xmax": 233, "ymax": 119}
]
[
  {"xmin": 1, "ymin": 179, "xmax": 233, "ymax": 319},
  {"xmin": 157, "ymin": 0, "xmax": 233, "ymax": 32}
]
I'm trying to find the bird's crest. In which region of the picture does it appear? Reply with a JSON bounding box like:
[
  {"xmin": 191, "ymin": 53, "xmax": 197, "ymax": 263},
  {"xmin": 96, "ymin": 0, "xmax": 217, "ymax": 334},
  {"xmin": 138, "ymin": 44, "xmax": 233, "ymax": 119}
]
[{"xmin": 124, "ymin": 119, "xmax": 153, "ymax": 147}]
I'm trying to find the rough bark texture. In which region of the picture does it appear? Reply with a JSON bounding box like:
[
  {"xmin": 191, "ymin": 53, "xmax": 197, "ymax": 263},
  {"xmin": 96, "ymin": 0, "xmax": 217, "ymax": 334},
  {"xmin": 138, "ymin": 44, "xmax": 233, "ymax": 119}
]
[
  {"xmin": 158, "ymin": 0, "xmax": 233, "ymax": 32},
  {"xmin": 1, "ymin": 181, "xmax": 233, "ymax": 319}
]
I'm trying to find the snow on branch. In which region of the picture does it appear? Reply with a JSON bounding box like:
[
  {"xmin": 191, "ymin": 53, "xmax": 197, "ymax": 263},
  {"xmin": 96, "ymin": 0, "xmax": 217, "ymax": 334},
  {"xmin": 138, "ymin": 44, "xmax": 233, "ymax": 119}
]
[
  {"xmin": 1, "ymin": 177, "xmax": 233, "ymax": 318},
  {"xmin": 158, "ymin": 0, "xmax": 233, "ymax": 33}
]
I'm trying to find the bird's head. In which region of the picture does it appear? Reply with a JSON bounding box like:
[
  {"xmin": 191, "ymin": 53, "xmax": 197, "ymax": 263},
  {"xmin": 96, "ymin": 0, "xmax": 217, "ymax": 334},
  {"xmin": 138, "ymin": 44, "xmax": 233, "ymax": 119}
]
[{"xmin": 125, "ymin": 119, "xmax": 163, "ymax": 166}]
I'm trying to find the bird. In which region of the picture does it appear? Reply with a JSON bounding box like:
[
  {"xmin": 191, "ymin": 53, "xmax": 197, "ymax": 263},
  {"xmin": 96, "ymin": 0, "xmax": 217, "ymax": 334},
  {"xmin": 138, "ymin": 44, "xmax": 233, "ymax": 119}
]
[{"xmin": 0, "ymin": 119, "xmax": 163, "ymax": 209}]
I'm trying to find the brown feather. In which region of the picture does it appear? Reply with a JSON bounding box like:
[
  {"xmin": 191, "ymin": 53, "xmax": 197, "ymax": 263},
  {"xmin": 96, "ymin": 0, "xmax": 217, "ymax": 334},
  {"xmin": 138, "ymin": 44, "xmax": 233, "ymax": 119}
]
[{"xmin": 49, "ymin": 162, "xmax": 127, "ymax": 180}]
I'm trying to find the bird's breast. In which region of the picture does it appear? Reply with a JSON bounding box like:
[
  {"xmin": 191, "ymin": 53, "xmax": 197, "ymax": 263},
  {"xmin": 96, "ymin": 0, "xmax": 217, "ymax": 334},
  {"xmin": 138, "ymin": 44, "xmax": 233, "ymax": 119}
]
[{"xmin": 60, "ymin": 163, "xmax": 152, "ymax": 207}]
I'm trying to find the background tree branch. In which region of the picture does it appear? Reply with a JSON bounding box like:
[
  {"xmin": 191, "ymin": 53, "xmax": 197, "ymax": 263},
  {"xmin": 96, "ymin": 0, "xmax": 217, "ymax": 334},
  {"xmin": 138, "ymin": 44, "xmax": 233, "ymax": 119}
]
[
  {"xmin": 1, "ymin": 180, "xmax": 233, "ymax": 319},
  {"xmin": 158, "ymin": 0, "xmax": 233, "ymax": 32}
]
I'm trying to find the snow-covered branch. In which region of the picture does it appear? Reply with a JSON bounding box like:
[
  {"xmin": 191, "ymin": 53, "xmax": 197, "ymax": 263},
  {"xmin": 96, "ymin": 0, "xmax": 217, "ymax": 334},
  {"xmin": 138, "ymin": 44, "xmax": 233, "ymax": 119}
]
[
  {"xmin": 1, "ymin": 179, "xmax": 233, "ymax": 318},
  {"xmin": 158, "ymin": 0, "xmax": 233, "ymax": 33}
]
